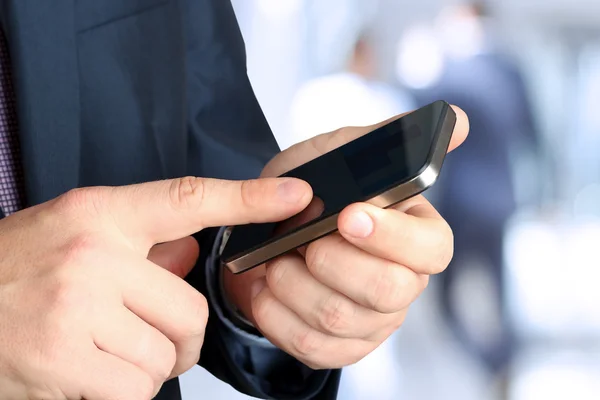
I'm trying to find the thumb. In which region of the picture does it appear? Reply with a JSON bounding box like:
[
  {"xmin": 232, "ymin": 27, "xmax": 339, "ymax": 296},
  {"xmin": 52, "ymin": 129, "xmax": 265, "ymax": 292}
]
[
  {"xmin": 108, "ymin": 176, "xmax": 313, "ymax": 251},
  {"xmin": 147, "ymin": 236, "xmax": 200, "ymax": 278}
]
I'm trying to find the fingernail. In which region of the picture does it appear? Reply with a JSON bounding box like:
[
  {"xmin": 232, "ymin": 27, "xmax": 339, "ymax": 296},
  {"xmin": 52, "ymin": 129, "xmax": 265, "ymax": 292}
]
[
  {"xmin": 344, "ymin": 211, "xmax": 374, "ymax": 238},
  {"xmin": 277, "ymin": 179, "xmax": 307, "ymax": 203},
  {"xmin": 251, "ymin": 277, "xmax": 267, "ymax": 300}
]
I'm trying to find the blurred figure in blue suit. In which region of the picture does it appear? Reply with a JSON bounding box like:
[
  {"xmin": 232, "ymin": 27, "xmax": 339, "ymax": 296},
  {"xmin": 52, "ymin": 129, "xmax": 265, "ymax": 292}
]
[{"xmin": 413, "ymin": 0, "xmax": 540, "ymax": 377}]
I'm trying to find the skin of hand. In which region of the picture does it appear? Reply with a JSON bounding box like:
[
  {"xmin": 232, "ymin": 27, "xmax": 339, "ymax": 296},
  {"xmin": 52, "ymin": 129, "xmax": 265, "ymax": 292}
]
[
  {"xmin": 0, "ymin": 176, "xmax": 313, "ymax": 400},
  {"xmin": 223, "ymin": 106, "xmax": 470, "ymax": 369}
]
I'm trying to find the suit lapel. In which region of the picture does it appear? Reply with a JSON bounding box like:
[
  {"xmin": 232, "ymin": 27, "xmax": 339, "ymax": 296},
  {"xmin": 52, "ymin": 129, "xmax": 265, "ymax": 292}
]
[{"xmin": 4, "ymin": 0, "xmax": 80, "ymax": 205}]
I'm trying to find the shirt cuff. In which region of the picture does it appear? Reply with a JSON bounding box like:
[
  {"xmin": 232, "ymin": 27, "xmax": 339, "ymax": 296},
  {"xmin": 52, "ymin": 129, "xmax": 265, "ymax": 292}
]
[{"xmin": 205, "ymin": 227, "xmax": 275, "ymax": 349}]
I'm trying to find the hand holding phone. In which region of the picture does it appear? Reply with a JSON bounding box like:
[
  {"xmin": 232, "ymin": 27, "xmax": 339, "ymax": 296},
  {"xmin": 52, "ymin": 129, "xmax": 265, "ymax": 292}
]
[
  {"xmin": 221, "ymin": 101, "xmax": 457, "ymax": 273},
  {"xmin": 220, "ymin": 102, "xmax": 469, "ymax": 372}
]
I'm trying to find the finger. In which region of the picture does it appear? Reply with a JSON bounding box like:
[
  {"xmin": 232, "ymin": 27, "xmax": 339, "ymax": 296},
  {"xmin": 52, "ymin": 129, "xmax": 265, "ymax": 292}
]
[
  {"xmin": 305, "ymin": 234, "xmax": 428, "ymax": 314},
  {"xmin": 448, "ymin": 105, "xmax": 469, "ymax": 150},
  {"xmin": 221, "ymin": 197, "xmax": 324, "ymax": 318},
  {"xmin": 337, "ymin": 202, "xmax": 454, "ymax": 275},
  {"xmin": 262, "ymin": 105, "xmax": 468, "ymax": 177},
  {"xmin": 106, "ymin": 176, "xmax": 313, "ymax": 249},
  {"xmin": 148, "ymin": 236, "xmax": 200, "ymax": 278},
  {"xmin": 93, "ymin": 308, "xmax": 176, "ymax": 389},
  {"xmin": 79, "ymin": 350, "xmax": 156, "ymax": 400},
  {"xmin": 265, "ymin": 253, "xmax": 397, "ymax": 340},
  {"xmin": 273, "ymin": 196, "xmax": 325, "ymax": 237},
  {"xmin": 390, "ymin": 192, "xmax": 437, "ymax": 214},
  {"xmin": 251, "ymin": 279, "xmax": 374, "ymax": 369},
  {"xmin": 113, "ymin": 249, "xmax": 209, "ymax": 379}
]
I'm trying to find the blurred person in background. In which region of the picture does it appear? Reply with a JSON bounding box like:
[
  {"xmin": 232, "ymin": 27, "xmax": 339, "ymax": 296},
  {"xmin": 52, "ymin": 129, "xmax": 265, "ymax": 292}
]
[
  {"xmin": 412, "ymin": 0, "xmax": 541, "ymax": 379},
  {"xmin": 290, "ymin": 31, "xmax": 416, "ymax": 142}
]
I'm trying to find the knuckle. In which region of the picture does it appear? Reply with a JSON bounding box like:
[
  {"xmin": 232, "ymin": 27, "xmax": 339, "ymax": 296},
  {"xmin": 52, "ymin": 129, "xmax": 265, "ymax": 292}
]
[
  {"xmin": 366, "ymin": 264, "xmax": 408, "ymax": 313},
  {"xmin": 391, "ymin": 310, "xmax": 409, "ymax": 331},
  {"xmin": 177, "ymin": 350, "xmax": 201, "ymax": 376},
  {"xmin": 130, "ymin": 373, "xmax": 156, "ymax": 400},
  {"xmin": 54, "ymin": 187, "xmax": 104, "ymax": 217},
  {"xmin": 348, "ymin": 341, "xmax": 378, "ymax": 366},
  {"xmin": 48, "ymin": 276, "xmax": 87, "ymax": 316},
  {"xmin": 182, "ymin": 292, "xmax": 209, "ymax": 337},
  {"xmin": 138, "ymin": 332, "xmax": 176, "ymax": 382},
  {"xmin": 156, "ymin": 345, "xmax": 177, "ymax": 382},
  {"xmin": 305, "ymin": 240, "xmax": 329, "ymax": 278},
  {"xmin": 55, "ymin": 188, "xmax": 88, "ymax": 211},
  {"xmin": 309, "ymin": 131, "xmax": 334, "ymax": 153},
  {"xmin": 426, "ymin": 222, "xmax": 454, "ymax": 275},
  {"xmin": 61, "ymin": 232, "xmax": 101, "ymax": 266},
  {"xmin": 25, "ymin": 388, "xmax": 59, "ymax": 400},
  {"xmin": 304, "ymin": 359, "xmax": 328, "ymax": 370},
  {"xmin": 291, "ymin": 328, "xmax": 322, "ymax": 359},
  {"xmin": 266, "ymin": 258, "xmax": 288, "ymax": 287},
  {"xmin": 169, "ymin": 176, "xmax": 206, "ymax": 212},
  {"xmin": 239, "ymin": 179, "xmax": 263, "ymax": 209},
  {"xmin": 323, "ymin": 128, "xmax": 343, "ymax": 148},
  {"xmin": 252, "ymin": 291, "xmax": 275, "ymax": 327},
  {"xmin": 318, "ymin": 295, "xmax": 355, "ymax": 336},
  {"xmin": 323, "ymin": 126, "xmax": 353, "ymax": 149}
]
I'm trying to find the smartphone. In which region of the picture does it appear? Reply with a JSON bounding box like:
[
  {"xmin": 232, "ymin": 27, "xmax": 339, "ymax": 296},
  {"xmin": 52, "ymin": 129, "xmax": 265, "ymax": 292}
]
[{"xmin": 220, "ymin": 100, "xmax": 457, "ymax": 274}]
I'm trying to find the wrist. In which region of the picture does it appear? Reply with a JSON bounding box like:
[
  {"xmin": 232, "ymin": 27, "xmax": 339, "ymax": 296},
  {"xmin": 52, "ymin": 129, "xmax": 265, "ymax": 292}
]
[
  {"xmin": 216, "ymin": 228, "xmax": 266, "ymax": 330},
  {"xmin": 221, "ymin": 263, "xmax": 266, "ymax": 326}
]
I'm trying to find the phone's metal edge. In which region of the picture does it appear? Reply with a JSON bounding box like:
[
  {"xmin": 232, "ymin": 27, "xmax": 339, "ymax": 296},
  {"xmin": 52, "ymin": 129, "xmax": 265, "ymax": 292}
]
[{"xmin": 224, "ymin": 104, "xmax": 457, "ymax": 274}]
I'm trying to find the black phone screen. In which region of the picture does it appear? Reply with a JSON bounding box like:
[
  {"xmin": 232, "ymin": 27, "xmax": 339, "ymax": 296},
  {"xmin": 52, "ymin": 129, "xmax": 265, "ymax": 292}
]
[{"xmin": 221, "ymin": 101, "xmax": 449, "ymax": 262}]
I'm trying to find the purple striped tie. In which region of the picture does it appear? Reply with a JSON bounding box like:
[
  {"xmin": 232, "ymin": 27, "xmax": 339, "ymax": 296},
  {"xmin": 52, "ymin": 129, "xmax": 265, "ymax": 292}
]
[{"xmin": 0, "ymin": 29, "xmax": 25, "ymax": 216}]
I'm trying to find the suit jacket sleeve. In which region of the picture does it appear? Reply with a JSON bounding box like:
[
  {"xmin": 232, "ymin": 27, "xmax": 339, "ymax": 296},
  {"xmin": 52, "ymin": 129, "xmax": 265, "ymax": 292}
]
[{"xmin": 182, "ymin": 1, "xmax": 341, "ymax": 399}]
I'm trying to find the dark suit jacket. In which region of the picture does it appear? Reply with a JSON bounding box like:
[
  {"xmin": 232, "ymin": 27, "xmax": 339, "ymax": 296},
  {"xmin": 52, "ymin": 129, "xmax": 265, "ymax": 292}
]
[{"xmin": 0, "ymin": 0, "xmax": 340, "ymax": 398}]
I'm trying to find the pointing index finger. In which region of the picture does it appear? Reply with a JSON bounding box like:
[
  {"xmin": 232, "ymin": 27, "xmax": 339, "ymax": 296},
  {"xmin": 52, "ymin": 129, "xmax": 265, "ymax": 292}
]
[{"xmin": 107, "ymin": 176, "xmax": 313, "ymax": 251}]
